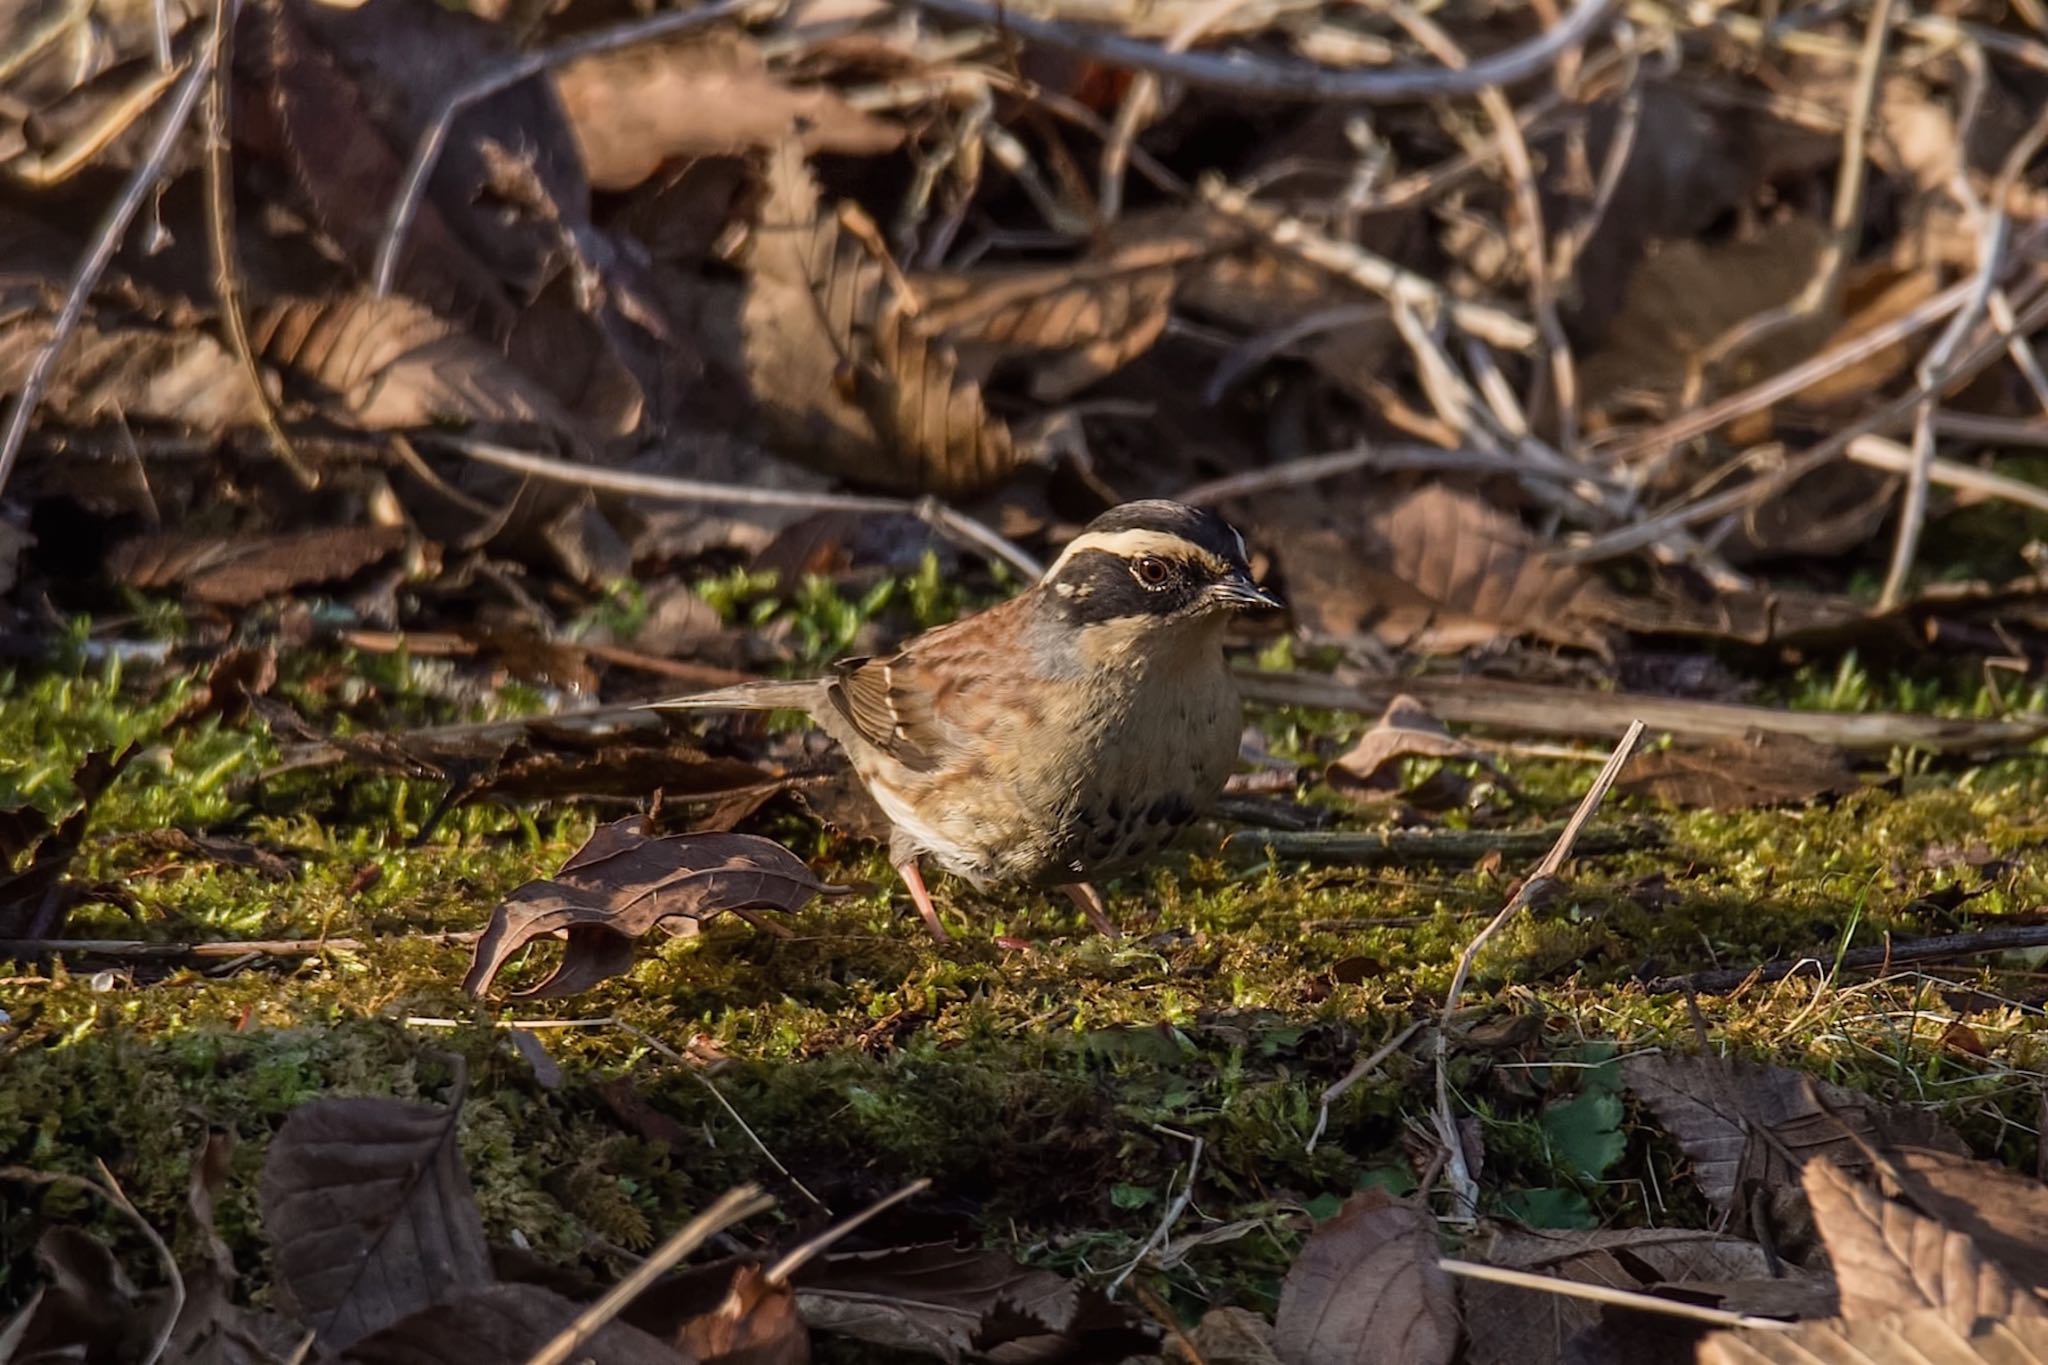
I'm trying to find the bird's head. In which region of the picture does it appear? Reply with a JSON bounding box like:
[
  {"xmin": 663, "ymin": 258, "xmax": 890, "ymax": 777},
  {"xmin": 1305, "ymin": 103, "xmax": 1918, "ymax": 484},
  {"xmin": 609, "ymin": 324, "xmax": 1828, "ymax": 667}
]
[{"xmin": 1038, "ymin": 501, "xmax": 1281, "ymax": 637}]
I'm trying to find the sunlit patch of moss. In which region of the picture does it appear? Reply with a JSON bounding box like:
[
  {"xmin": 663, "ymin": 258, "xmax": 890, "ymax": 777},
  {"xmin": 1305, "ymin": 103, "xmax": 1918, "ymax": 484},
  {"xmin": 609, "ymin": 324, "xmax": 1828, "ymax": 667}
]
[{"xmin": 13, "ymin": 630, "xmax": 2048, "ymax": 1322}]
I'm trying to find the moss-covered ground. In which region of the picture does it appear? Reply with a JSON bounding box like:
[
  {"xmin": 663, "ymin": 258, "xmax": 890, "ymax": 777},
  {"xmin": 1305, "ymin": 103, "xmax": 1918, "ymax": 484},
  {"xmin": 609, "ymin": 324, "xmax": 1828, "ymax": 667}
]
[{"xmin": 6, "ymin": 590, "xmax": 2048, "ymax": 1334}]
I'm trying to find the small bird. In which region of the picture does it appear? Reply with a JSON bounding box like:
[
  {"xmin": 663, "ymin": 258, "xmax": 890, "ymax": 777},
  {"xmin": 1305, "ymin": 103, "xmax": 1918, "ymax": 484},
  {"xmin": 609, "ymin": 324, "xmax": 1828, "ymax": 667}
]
[{"xmin": 644, "ymin": 500, "xmax": 1281, "ymax": 942}]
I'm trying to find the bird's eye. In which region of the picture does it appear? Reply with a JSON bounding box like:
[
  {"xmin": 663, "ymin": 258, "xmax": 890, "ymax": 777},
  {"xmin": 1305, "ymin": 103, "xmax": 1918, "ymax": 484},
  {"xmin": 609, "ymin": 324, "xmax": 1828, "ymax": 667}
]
[{"xmin": 1133, "ymin": 556, "xmax": 1171, "ymax": 588}]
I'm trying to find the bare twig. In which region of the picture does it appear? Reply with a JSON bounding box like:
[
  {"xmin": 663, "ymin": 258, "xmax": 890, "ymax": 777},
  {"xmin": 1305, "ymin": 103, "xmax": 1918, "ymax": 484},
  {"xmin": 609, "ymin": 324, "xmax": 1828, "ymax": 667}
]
[
  {"xmin": 430, "ymin": 436, "xmax": 1044, "ymax": 579},
  {"xmin": 0, "ymin": 934, "xmax": 479, "ymax": 962},
  {"xmin": 1598, "ymin": 276, "xmax": 1976, "ymax": 469},
  {"xmin": 1432, "ymin": 722, "xmax": 1641, "ymax": 1220},
  {"xmin": 1438, "ymin": 1258, "xmax": 1796, "ymax": 1330},
  {"xmin": 1848, "ymin": 435, "xmax": 2048, "ymax": 520},
  {"xmin": 1679, "ymin": 0, "xmax": 1894, "ymax": 408},
  {"xmin": 1107, "ymin": 1126, "xmax": 1204, "ymax": 1296},
  {"xmin": 1567, "ymin": 255, "xmax": 2048, "ymax": 563},
  {"xmin": 2, "ymin": 1163, "xmax": 186, "ymax": 1365},
  {"xmin": 1237, "ymin": 668, "xmax": 2048, "ymax": 754},
  {"xmin": 370, "ymin": 0, "xmax": 762, "ymax": 297},
  {"xmin": 1878, "ymin": 102, "xmax": 2048, "ymax": 608},
  {"xmin": 1366, "ymin": 0, "xmax": 1580, "ymax": 452},
  {"xmin": 1178, "ymin": 441, "xmax": 1623, "ymax": 508},
  {"xmin": 1308, "ymin": 1018, "xmax": 1424, "ymax": 1152},
  {"xmin": 202, "ymin": 0, "xmax": 312, "ymax": 488},
  {"xmin": 765, "ymin": 1179, "xmax": 930, "ymax": 1283},
  {"xmin": 1222, "ymin": 823, "xmax": 1655, "ymax": 866},
  {"xmin": 1098, "ymin": 0, "xmax": 1254, "ymax": 222},
  {"xmin": 617, "ymin": 1021, "xmax": 832, "ymax": 1214},
  {"xmin": 1643, "ymin": 923, "xmax": 2048, "ymax": 995},
  {"xmin": 1199, "ymin": 177, "xmax": 1538, "ymax": 350},
  {"xmin": 0, "ymin": 37, "xmax": 216, "ymax": 499},
  {"xmin": 522, "ymin": 1185, "xmax": 774, "ymax": 1365},
  {"xmin": 908, "ymin": 0, "xmax": 1620, "ymax": 102}
]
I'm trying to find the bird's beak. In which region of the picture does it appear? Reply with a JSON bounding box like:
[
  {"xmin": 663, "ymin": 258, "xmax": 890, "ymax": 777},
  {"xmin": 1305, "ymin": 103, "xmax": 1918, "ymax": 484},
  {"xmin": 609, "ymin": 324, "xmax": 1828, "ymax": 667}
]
[{"xmin": 1209, "ymin": 571, "xmax": 1283, "ymax": 611}]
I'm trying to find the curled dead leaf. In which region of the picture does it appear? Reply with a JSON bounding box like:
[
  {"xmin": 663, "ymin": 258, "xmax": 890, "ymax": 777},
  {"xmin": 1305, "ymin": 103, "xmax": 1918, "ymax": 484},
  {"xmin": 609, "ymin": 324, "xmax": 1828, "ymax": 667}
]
[
  {"xmin": 741, "ymin": 143, "xmax": 1018, "ymax": 496},
  {"xmin": 1325, "ymin": 694, "xmax": 1496, "ymax": 802},
  {"xmin": 463, "ymin": 817, "xmax": 841, "ymax": 998}
]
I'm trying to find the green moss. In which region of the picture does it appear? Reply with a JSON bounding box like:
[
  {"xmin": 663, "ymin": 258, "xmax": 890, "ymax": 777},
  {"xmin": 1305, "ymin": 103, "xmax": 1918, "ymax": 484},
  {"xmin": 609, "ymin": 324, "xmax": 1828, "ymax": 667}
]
[{"xmin": 8, "ymin": 629, "xmax": 2048, "ymax": 1321}]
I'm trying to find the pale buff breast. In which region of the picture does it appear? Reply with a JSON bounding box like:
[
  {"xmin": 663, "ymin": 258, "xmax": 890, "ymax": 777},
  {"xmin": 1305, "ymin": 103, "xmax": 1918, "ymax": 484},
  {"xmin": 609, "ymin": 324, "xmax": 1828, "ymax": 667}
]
[{"xmin": 862, "ymin": 618, "xmax": 1240, "ymax": 888}]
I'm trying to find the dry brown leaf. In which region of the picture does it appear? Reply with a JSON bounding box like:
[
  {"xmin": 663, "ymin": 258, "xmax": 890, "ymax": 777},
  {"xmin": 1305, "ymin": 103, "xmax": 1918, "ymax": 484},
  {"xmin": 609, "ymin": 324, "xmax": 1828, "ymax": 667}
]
[
  {"xmin": 1281, "ymin": 487, "xmax": 1616, "ymax": 654},
  {"xmin": 236, "ymin": 0, "xmax": 521, "ymax": 334},
  {"xmin": 0, "ymin": 290, "xmax": 261, "ymax": 432},
  {"xmin": 1325, "ymin": 693, "xmax": 1494, "ymax": 801},
  {"xmin": 463, "ymin": 817, "xmax": 839, "ymax": 998},
  {"xmin": 1697, "ymin": 1310, "xmax": 2048, "ymax": 1364},
  {"xmin": 741, "ymin": 142, "xmax": 1018, "ymax": 496},
  {"xmin": 259, "ymin": 1094, "xmax": 493, "ymax": 1352},
  {"xmin": 1621, "ymin": 1055, "xmax": 1968, "ymax": 1222},
  {"xmin": 251, "ymin": 293, "xmax": 583, "ymax": 433},
  {"xmin": 1617, "ymin": 731, "xmax": 1860, "ymax": 810},
  {"xmin": 1805, "ymin": 1157, "xmax": 2045, "ymax": 1333},
  {"xmin": 554, "ymin": 32, "xmax": 899, "ymax": 192},
  {"xmin": 1580, "ymin": 218, "xmax": 1834, "ymax": 422},
  {"xmin": 1883, "ymin": 1149, "xmax": 2048, "ymax": 1295},
  {"xmin": 914, "ymin": 227, "xmax": 1211, "ymax": 402},
  {"xmin": 677, "ymin": 1264, "xmax": 809, "ymax": 1365},
  {"xmin": 112, "ymin": 525, "xmax": 406, "ymax": 608},
  {"xmin": 1273, "ymin": 1191, "xmax": 1456, "ymax": 1365}
]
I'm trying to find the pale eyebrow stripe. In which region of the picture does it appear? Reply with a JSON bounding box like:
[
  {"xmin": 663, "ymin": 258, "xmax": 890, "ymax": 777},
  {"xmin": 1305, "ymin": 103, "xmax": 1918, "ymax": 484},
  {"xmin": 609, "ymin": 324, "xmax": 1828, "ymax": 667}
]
[{"xmin": 1043, "ymin": 528, "xmax": 1227, "ymax": 579}]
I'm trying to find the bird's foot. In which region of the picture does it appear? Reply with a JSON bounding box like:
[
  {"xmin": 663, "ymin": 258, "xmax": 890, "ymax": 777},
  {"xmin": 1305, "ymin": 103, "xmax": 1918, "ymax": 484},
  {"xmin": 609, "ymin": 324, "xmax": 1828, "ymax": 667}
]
[
  {"xmin": 1063, "ymin": 882, "xmax": 1122, "ymax": 939},
  {"xmin": 894, "ymin": 858, "xmax": 952, "ymax": 944}
]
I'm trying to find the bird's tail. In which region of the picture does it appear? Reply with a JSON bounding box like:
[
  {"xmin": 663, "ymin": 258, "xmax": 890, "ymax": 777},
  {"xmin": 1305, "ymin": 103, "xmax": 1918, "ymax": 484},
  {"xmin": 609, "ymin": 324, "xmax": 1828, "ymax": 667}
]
[{"xmin": 638, "ymin": 680, "xmax": 821, "ymax": 713}]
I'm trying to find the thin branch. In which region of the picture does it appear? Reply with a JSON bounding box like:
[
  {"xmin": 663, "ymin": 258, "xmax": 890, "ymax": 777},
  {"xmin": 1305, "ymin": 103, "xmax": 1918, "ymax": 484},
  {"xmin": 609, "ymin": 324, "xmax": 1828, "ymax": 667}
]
[
  {"xmin": 1308, "ymin": 1018, "xmax": 1425, "ymax": 1152},
  {"xmin": 1565, "ymin": 258, "xmax": 2048, "ymax": 563},
  {"xmin": 1643, "ymin": 923, "xmax": 2048, "ymax": 995},
  {"xmin": 1598, "ymin": 275, "xmax": 1975, "ymax": 469},
  {"xmin": 1199, "ymin": 177, "xmax": 1538, "ymax": 350},
  {"xmin": 370, "ymin": 0, "xmax": 762, "ymax": 297},
  {"xmin": 0, "ymin": 40, "xmax": 216, "ymax": 499},
  {"xmin": 202, "ymin": 0, "xmax": 312, "ymax": 488},
  {"xmin": 1438, "ymin": 1259, "xmax": 1796, "ymax": 1331},
  {"xmin": 765, "ymin": 1179, "xmax": 931, "ymax": 1283},
  {"xmin": 523, "ymin": 1185, "xmax": 774, "ymax": 1365},
  {"xmin": 907, "ymin": 0, "xmax": 1621, "ymax": 103},
  {"xmin": 1878, "ymin": 101, "xmax": 2048, "ymax": 608},
  {"xmin": 1237, "ymin": 668, "xmax": 2048, "ymax": 754},
  {"xmin": 616, "ymin": 1020, "xmax": 831, "ymax": 1213},
  {"xmin": 1679, "ymin": 0, "xmax": 1894, "ymax": 404},
  {"xmin": 430, "ymin": 435, "xmax": 1044, "ymax": 580},
  {"xmin": 1432, "ymin": 721, "xmax": 1642, "ymax": 1221},
  {"xmin": 1847, "ymin": 434, "xmax": 2048, "ymax": 520},
  {"xmin": 1107, "ymin": 1126, "xmax": 1204, "ymax": 1296}
]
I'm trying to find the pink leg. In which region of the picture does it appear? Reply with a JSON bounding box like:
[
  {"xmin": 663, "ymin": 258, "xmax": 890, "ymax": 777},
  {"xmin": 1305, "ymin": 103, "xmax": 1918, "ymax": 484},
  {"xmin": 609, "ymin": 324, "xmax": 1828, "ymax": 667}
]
[
  {"xmin": 895, "ymin": 857, "xmax": 952, "ymax": 944},
  {"xmin": 1063, "ymin": 883, "xmax": 1121, "ymax": 939}
]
